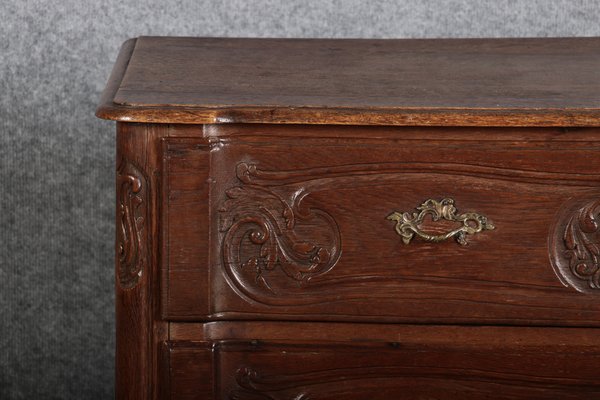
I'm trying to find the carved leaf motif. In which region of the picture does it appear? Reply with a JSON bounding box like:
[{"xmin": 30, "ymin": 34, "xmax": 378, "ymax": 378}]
[
  {"xmin": 116, "ymin": 157, "xmax": 148, "ymax": 289},
  {"xmin": 561, "ymin": 199, "xmax": 600, "ymax": 291},
  {"xmin": 219, "ymin": 163, "xmax": 342, "ymax": 304}
]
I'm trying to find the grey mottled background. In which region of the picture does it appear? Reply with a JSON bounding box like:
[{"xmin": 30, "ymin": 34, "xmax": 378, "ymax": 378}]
[{"xmin": 2, "ymin": 1, "xmax": 600, "ymax": 398}]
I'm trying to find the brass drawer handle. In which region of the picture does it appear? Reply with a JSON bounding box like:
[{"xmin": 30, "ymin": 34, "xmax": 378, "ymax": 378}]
[{"xmin": 387, "ymin": 198, "xmax": 494, "ymax": 245}]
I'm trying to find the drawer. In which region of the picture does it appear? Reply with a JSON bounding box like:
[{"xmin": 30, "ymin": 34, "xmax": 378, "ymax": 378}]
[
  {"xmin": 162, "ymin": 125, "xmax": 600, "ymax": 325},
  {"xmin": 164, "ymin": 323, "xmax": 600, "ymax": 400}
]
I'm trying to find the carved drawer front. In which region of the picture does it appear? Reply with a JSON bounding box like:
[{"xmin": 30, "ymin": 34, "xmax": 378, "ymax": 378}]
[
  {"xmin": 164, "ymin": 324, "xmax": 600, "ymax": 400},
  {"xmin": 161, "ymin": 126, "xmax": 600, "ymax": 325}
]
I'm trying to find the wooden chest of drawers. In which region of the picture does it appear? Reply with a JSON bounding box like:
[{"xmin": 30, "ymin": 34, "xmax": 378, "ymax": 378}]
[{"xmin": 97, "ymin": 37, "xmax": 600, "ymax": 399}]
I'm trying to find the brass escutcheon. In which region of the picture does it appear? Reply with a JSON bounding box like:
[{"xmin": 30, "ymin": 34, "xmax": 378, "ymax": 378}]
[{"xmin": 387, "ymin": 198, "xmax": 494, "ymax": 245}]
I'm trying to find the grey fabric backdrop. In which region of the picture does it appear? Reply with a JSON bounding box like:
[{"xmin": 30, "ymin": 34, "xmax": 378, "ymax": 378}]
[{"xmin": 2, "ymin": 0, "xmax": 600, "ymax": 398}]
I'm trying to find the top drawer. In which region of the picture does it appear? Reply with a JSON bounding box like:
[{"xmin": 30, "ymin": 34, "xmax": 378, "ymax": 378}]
[{"xmin": 161, "ymin": 125, "xmax": 600, "ymax": 325}]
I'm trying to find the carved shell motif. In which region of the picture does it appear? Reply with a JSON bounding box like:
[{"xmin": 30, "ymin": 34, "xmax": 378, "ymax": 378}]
[
  {"xmin": 219, "ymin": 163, "xmax": 342, "ymax": 304},
  {"xmin": 116, "ymin": 157, "xmax": 148, "ymax": 289},
  {"xmin": 550, "ymin": 197, "xmax": 600, "ymax": 293}
]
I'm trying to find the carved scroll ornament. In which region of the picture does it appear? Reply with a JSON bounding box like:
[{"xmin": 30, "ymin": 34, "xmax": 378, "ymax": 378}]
[
  {"xmin": 116, "ymin": 157, "xmax": 148, "ymax": 289},
  {"xmin": 219, "ymin": 163, "xmax": 342, "ymax": 304},
  {"xmin": 550, "ymin": 196, "xmax": 600, "ymax": 293}
]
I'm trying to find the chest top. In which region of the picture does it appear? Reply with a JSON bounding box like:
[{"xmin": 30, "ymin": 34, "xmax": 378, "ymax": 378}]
[{"xmin": 97, "ymin": 36, "xmax": 600, "ymax": 127}]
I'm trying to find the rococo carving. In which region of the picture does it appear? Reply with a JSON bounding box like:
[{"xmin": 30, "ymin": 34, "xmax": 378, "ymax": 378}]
[
  {"xmin": 228, "ymin": 361, "xmax": 480, "ymax": 399},
  {"xmin": 116, "ymin": 157, "xmax": 148, "ymax": 289},
  {"xmin": 219, "ymin": 162, "xmax": 342, "ymax": 304},
  {"xmin": 550, "ymin": 197, "xmax": 600, "ymax": 293},
  {"xmin": 229, "ymin": 367, "xmax": 310, "ymax": 400}
]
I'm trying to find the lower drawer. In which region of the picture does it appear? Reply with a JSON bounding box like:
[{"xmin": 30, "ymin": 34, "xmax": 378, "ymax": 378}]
[{"xmin": 164, "ymin": 322, "xmax": 600, "ymax": 399}]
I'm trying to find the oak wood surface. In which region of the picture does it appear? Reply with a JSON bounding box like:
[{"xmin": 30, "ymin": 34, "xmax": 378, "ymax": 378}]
[
  {"xmin": 164, "ymin": 342, "xmax": 214, "ymax": 400},
  {"xmin": 167, "ymin": 323, "xmax": 600, "ymax": 400},
  {"xmin": 97, "ymin": 37, "xmax": 600, "ymax": 127},
  {"xmin": 169, "ymin": 321, "xmax": 600, "ymax": 344},
  {"xmin": 97, "ymin": 37, "xmax": 600, "ymax": 399},
  {"xmin": 97, "ymin": 38, "xmax": 136, "ymax": 121},
  {"xmin": 116, "ymin": 123, "xmax": 169, "ymax": 400},
  {"xmin": 161, "ymin": 124, "xmax": 600, "ymax": 326}
]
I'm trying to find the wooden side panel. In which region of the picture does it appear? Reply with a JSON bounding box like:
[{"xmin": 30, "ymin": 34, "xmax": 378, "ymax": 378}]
[
  {"xmin": 162, "ymin": 138, "xmax": 212, "ymax": 318},
  {"xmin": 165, "ymin": 342, "xmax": 214, "ymax": 400},
  {"xmin": 115, "ymin": 123, "xmax": 168, "ymax": 400}
]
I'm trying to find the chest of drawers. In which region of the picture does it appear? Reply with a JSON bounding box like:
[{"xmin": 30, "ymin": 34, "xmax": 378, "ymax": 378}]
[{"xmin": 97, "ymin": 37, "xmax": 600, "ymax": 399}]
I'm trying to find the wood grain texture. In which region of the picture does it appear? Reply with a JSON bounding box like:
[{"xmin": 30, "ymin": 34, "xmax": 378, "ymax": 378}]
[
  {"xmin": 161, "ymin": 135, "xmax": 211, "ymax": 318},
  {"xmin": 97, "ymin": 38, "xmax": 600, "ymax": 399},
  {"xmin": 170, "ymin": 320, "xmax": 600, "ymax": 344},
  {"xmin": 97, "ymin": 37, "xmax": 600, "ymax": 127},
  {"xmin": 165, "ymin": 342, "xmax": 214, "ymax": 400},
  {"xmin": 166, "ymin": 323, "xmax": 600, "ymax": 400},
  {"xmin": 116, "ymin": 156, "xmax": 148, "ymax": 289},
  {"xmin": 96, "ymin": 38, "xmax": 136, "ymax": 121},
  {"xmin": 116, "ymin": 123, "xmax": 168, "ymax": 400},
  {"xmin": 550, "ymin": 194, "xmax": 600, "ymax": 293},
  {"xmin": 161, "ymin": 124, "xmax": 600, "ymax": 326}
]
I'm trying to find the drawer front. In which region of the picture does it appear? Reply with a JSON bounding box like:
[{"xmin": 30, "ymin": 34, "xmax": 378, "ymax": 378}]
[
  {"xmin": 165, "ymin": 324, "xmax": 600, "ymax": 400},
  {"xmin": 162, "ymin": 126, "xmax": 600, "ymax": 325}
]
